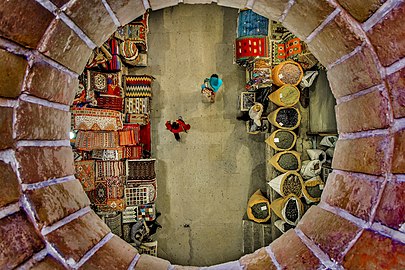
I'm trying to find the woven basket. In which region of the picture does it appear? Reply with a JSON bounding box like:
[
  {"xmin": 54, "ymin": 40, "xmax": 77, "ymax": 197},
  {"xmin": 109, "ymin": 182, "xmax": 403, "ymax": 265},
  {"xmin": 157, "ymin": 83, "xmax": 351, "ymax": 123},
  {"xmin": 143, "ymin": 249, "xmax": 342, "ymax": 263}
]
[{"xmin": 272, "ymin": 60, "xmax": 303, "ymax": 86}]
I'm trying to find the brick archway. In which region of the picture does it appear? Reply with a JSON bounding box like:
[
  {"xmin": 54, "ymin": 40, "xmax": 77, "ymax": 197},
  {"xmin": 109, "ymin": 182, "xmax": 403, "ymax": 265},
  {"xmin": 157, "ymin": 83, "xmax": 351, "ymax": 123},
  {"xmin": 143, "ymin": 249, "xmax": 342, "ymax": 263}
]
[{"xmin": 0, "ymin": 0, "xmax": 404, "ymax": 269}]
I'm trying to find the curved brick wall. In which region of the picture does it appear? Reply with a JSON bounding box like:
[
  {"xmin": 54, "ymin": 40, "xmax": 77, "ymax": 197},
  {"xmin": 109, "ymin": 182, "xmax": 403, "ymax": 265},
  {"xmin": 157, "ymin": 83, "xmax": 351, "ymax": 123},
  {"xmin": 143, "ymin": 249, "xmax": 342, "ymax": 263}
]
[{"xmin": 0, "ymin": 0, "xmax": 404, "ymax": 269}]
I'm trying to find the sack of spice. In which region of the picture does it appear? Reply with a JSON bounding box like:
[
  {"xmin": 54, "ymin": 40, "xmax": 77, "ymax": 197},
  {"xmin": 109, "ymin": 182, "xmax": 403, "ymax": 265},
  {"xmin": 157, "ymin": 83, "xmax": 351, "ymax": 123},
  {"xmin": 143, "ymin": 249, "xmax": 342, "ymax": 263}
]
[
  {"xmin": 247, "ymin": 189, "xmax": 271, "ymax": 223},
  {"xmin": 268, "ymin": 171, "xmax": 304, "ymax": 197},
  {"xmin": 300, "ymin": 159, "xmax": 321, "ymax": 179},
  {"xmin": 268, "ymin": 84, "xmax": 300, "ymax": 107},
  {"xmin": 265, "ymin": 129, "xmax": 297, "ymax": 151},
  {"xmin": 267, "ymin": 107, "xmax": 301, "ymax": 130},
  {"xmin": 272, "ymin": 60, "xmax": 304, "ymax": 86},
  {"xmin": 302, "ymin": 176, "xmax": 324, "ymax": 203},
  {"xmin": 269, "ymin": 150, "xmax": 301, "ymax": 173},
  {"xmin": 271, "ymin": 194, "xmax": 304, "ymax": 225}
]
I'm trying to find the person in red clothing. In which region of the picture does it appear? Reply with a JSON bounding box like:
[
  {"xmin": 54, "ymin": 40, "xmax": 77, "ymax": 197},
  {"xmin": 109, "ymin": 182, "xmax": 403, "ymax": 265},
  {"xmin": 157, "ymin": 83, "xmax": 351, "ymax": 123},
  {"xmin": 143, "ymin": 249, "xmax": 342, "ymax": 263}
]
[{"xmin": 165, "ymin": 116, "xmax": 191, "ymax": 142}]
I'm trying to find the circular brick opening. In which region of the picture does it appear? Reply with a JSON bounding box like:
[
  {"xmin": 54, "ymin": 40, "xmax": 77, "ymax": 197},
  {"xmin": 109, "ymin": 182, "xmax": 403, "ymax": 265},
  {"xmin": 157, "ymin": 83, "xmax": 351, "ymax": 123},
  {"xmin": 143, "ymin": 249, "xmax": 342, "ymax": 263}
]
[{"xmin": 0, "ymin": 1, "xmax": 404, "ymax": 269}]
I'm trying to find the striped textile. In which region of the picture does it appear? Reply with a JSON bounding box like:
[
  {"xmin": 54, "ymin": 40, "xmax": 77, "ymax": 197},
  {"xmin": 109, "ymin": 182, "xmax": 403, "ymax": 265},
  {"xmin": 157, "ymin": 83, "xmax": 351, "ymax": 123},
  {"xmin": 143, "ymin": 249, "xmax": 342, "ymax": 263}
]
[{"xmin": 75, "ymin": 131, "xmax": 120, "ymax": 150}]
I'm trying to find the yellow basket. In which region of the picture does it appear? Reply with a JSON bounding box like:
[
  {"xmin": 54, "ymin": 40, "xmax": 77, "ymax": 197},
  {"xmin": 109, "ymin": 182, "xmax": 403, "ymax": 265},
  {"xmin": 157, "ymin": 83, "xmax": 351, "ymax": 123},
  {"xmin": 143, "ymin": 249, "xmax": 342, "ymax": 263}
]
[
  {"xmin": 268, "ymin": 84, "xmax": 300, "ymax": 107},
  {"xmin": 272, "ymin": 60, "xmax": 304, "ymax": 87}
]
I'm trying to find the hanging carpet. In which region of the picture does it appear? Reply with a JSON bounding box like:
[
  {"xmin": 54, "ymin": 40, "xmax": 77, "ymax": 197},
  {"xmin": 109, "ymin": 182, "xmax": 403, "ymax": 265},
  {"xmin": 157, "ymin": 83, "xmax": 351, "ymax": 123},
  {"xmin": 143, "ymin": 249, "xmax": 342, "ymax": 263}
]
[
  {"xmin": 75, "ymin": 131, "xmax": 120, "ymax": 150},
  {"xmin": 74, "ymin": 160, "xmax": 95, "ymax": 191},
  {"xmin": 72, "ymin": 108, "xmax": 123, "ymax": 131},
  {"xmin": 124, "ymin": 75, "xmax": 153, "ymax": 98},
  {"xmin": 127, "ymin": 159, "xmax": 156, "ymax": 181},
  {"xmin": 95, "ymin": 160, "xmax": 125, "ymax": 178}
]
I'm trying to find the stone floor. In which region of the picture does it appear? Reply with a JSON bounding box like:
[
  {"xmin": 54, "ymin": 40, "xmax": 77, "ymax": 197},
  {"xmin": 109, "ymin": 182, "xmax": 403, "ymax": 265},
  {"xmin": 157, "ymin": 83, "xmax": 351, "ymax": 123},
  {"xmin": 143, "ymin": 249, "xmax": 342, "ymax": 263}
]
[{"xmin": 131, "ymin": 4, "xmax": 268, "ymax": 266}]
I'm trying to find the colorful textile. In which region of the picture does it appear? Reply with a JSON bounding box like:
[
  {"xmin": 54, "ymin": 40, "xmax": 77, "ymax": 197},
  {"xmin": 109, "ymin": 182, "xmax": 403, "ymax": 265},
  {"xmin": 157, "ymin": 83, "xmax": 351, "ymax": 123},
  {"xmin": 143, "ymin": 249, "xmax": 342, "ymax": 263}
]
[
  {"xmin": 124, "ymin": 145, "xmax": 143, "ymax": 159},
  {"xmin": 140, "ymin": 123, "xmax": 151, "ymax": 152},
  {"xmin": 125, "ymin": 13, "xmax": 149, "ymax": 51},
  {"xmin": 119, "ymin": 129, "xmax": 140, "ymax": 146},
  {"xmin": 235, "ymin": 36, "xmax": 269, "ymax": 61},
  {"xmin": 137, "ymin": 204, "xmax": 155, "ymax": 221},
  {"xmin": 125, "ymin": 75, "xmax": 153, "ymax": 98},
  {"xmin": 105, "ymin": 176, "xmax": 125, "ymax": 199},
  {"xmin": 120, "ymin": 40, "xmax": 139, "ymax": 62},
  {"xmin": 237, "ymin": 9, "xmax": 269, "ymax": 38},
  {"xmin": 124, "ymin": 113, "xmax": 149, "ymax": 125},
  {"xmin": 72, "ymin": 108, "xmax": 123, "ymax": 131},
  {"xmin": 95, "ymin": 160, "xmax": 125, "ymax": 178},
  {"xmin": 125, "ymin": 181, "xmax": 157, "ymax": 206},
  {"xmin": 92, "ymin": 148, "xmax": 124, "ymax": 160},
  {"xmin": 277, "ymin": 37, "xmax": 302, "ymax": 60},
  {"xmin": 75, "ymin": 131, "xmax": 120, "ymax": 150},
  {"xmin": 125, "ymin": 97, "xmax": 150, "ymax": 114},
  {"xmin": 96, "ymin": 95, "xmax": 123, "ymax": 111},
  {"xmin": 87, "ymin": 70, "xmax": 120, "ymax": 96},
  {"xmin": 106, "ymin": 198, "xmax": 126, "ymax": 211},
  {"xmin": 127, "ymin": 159, "xmax": 156, "ymax": 181},
  {"xmin": 122, "ymin": 206, "xmax": 138, "ymax": 223},
  {"xmin": 74, "ymin": 160, "xmax": 95, "ymax": 191},
  {"xmin": 107, "ymin": 55, "xmax": 122, "ymax": 72},
  {"xmin": 88, "ymin": 180, "xmax": 108, "ymax": 206}
]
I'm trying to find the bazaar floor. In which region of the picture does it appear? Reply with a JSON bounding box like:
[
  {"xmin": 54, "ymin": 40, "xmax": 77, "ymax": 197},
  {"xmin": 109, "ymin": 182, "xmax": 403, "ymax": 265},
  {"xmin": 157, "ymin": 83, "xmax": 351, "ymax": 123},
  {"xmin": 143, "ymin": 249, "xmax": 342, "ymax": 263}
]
[{"xmin": 132, "ymin": 4, "xmax": 268, "ymax": 266}]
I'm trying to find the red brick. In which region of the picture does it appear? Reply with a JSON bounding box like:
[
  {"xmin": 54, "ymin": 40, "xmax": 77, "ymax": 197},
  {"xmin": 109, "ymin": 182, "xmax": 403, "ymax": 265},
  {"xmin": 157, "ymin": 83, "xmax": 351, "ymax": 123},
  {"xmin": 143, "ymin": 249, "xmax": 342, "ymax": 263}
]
[
  {"xmin": 367, "ymin": 2, "xmax": 405, "ymax": 67},
  {"xmin": 252, "ymin": 0, "xmax": 290, "ymax": 21},
  {"xmin": 327, "ymin": 45, "xmax": 382, "ymax": 98},
  {"xmin": 0, "ymin": 0, "xmax": 54, "ymax": 48},
  {"xmin": 392, "ymin": 129, "xmax": 405, "ymax": 174},
  {"xmin": 79, "ymin": 235, "xmax": 137, "ymax": 270},
  {"xmin": 0, "ymin": 49, "xmax": 28, "ymax": 98},
  {"xmin": 0, "ymin": 107, "xmax": 14, "ymax": 150},
  {"xmin": 375, "ymin": 180, "xmax": 405, "ymax": 230},
  {"xmin": 46, "ymin": 211, "xmax": 110, "ymax": 263},
  {"xmin": 308, "ymin": 13, "xmax": 364, "ymax": 67},
  {"xmin": 16, "ymin": 146, "xmax": 75, "ymax": 184},
  {"xmin": 26, "ymin": 180, "xmax": 90, "ymax": 227},
  {"xmin": 239, "ymin": 247, "xmax": 277, "ymax": 270},
  {"xmin": 283, "ymin": 0, "xmax": 335, "ymax": 39},
  {"xmin": 15, "ymin": 101, "xmax": 70, "ymax": 140},
  {"xmin": 0, "ymin": 212, "xmax": 44, "ymax": 269},
  {"xmin": 386, "ymin": 67, "xmax": 405, "ymax": 119},
  {"xmin": 332, "ymin": 136, "xmax": 389, "ymax": 175},
  {"xmin": 49, "ymin": 0, "xmax": 70, "ymax": 8},
  {"xmin": 343, "ymin": 230, "xmax": 405, "ymax": 269},
  {"xmin": 31, "ymin": 255, "xmax": 66, "ymax": 270},
  {"xmin": 0, "ymin": 161, "xmax": 21, "ymax": 208},
  {"xmin": 335, "ymin": 87, "xmax": 390, "ymax": 133},
  {"xmin": 24, "ymin": 60, "xmax": 77, "ymax": 105},
  {"xmin": 337, "ymin": 0, "xmax": 387, "ymax": 22},
  {"xmin": 271, "ymin": 229, "xmax": 322, "ymax": 269},
  {"xmin": 135, "ymin": 254, "xmax": 172, "ymax": 270},
  {"xmin": 105, "ymin": 0, "xmax": 146, "ymax": 26},
  {"xmin": 37, "ymin": 18, "xmax": 91, "ymax": 74},
  {"xmin": 297, "ymin": 206, "xmax": 362, "ymax": 262},
  {"xmin": 63, "ymin": 0, "xmax": 117, "ymax": 47},
  {"xmin": 322, "ymin": 172, "xmax": 382, "ymax": 221}
]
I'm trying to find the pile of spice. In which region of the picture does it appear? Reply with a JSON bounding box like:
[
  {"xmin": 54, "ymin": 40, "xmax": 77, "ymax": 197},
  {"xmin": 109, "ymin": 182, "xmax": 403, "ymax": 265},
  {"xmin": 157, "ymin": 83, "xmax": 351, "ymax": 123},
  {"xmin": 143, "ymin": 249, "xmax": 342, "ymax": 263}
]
[
  {"xmin": 274, "ymin": 130, "xmax": 295, "ymax": 149},
  {"xmin": 282, "ymin": 174, "xmax": 302, "ymax": 197},
  {"xmin": 279, "ymin": 63, "xmax": 302, "ymax": 84},
  {"xmin": 251, "ymin": 202, "xmax": 269, "ymax": 219},
  {"xmin": 278, "ymin": 152, "xmax": 299, "ymax": 170},
  {"xmin": 276, "ymin": 108, "xmax": 299, "ymax": 128}
]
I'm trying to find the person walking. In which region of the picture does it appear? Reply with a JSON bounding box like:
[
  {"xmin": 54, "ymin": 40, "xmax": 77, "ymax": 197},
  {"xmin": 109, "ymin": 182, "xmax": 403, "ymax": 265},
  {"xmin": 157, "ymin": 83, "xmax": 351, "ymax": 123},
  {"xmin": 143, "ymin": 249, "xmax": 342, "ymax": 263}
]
[
  {"xmin": 165, "ymin": 116, "xmax": 191, "ymax": 142},
  {"xmin": 201, "ymin": 74, "xmax": 223, "ymax": 103}
]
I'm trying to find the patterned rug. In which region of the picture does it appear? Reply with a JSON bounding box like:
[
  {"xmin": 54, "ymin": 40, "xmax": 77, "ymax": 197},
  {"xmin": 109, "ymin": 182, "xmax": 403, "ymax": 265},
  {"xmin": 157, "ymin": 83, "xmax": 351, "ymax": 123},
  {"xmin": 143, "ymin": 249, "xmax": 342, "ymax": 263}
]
[
  {"xmin": 75, "ymin": 131, "xmax": 120, "ymax": 150},
  {"xmin": 72, "ymin": 108, "xmax": 123, "ymax": 131},
  {"xmin": 124, "ymin": 146, "xmax": 143, "ymax": 159},
  {"xmin": 137, "ymin": 204, "xmax": 155, "ymax": 221},
  {"xmin": 125, "ymin": 181, "xmax": 157, "ymax": 206},
  {"xmin": 104, "ymin": 212, "xmax": 122, "ymax": 237},
  {"xmin": 127, "ymin": 159, "xmax": 156, "ymax": 181},
  {"xmin": 235, "ymin": 36, "xmax": 269, "ymax": 62},
  {"xmin": 92, "ymin": 148, "xmax": 124, "ymax": 160},
  {"xmin": 237, "ymin": 9, "xmax": 269, "ymax": 38},
  {"xmin": 74, "ymin": 160, "xmax": 95, "ymax": 191},
  {"xmin": 125, "ymin": 75, "xmax": 153, "ymax": 98},
  {"xmin": 124, "ymin": 113, "xmax": 149, "ymax": 125},
  {"xmin": 105, "ymin": 176, "xmax": 125, "ymax": 199},
  {"xmin": 95, "ymin": 160, "xmax": 125, "ymax": 178},
  {"xmin": 88, "ymin": 180, "xmax": 108, "ymax": 206},
  {"xmin": 96, "ymin": 95, "xmax": 123, "ymax": 111},
  {"xmin": 87, "ymin": 70, "xmax": 120, "ymax": 96},
  {"xmin": 125, "ymin": 97, "xmax": 150, "ymax": 114}
]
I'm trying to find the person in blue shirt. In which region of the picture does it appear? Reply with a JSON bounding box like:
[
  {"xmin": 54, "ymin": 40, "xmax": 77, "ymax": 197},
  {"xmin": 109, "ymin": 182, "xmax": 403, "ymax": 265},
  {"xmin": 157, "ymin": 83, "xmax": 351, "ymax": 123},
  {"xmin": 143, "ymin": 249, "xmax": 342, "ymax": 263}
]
[{"xmin": 201, "ymin": 74, "xmax": 223, "ymax": 103}]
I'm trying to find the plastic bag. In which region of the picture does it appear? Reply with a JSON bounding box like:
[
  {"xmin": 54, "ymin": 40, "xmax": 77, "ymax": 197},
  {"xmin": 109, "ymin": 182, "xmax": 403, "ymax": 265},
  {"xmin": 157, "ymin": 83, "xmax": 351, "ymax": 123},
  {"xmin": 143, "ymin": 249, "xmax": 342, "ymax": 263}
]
[
  {"xmin": 306, "ymin": 149, "xmax": 326, "ymax": 164},
  {"xmin": 299, "ymin": 71, "xmax": 318, "ymax": 89},
  {"xmin": 320, "ymin": 136, "xmax": 338, "ymax": 147},
  {"xmin": 249, "ymin": 102, "xmax": 263, "ymax": 126},
  {"xmin": 300, "ymin": 159, "xmax": 321, "ymax": 179}
]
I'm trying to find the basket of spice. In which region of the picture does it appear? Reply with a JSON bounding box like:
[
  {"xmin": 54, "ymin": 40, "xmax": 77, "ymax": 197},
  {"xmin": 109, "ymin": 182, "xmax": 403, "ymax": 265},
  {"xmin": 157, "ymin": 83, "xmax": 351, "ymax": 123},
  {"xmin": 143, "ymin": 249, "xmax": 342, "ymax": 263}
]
[
  {"xmin": 265, "ymin": 129, "xmax": 297, "ymax": 151},
  {"xmin": 271, "ymin": 194, "xmax": 304, "ymax": 225},
  {"xmin": 302, "ymin": 176, "xmax": 324, "ymax": 203},
  {"xmin": 268, "ymin": 171, "xmax": 304, "ymax": 197},
  {"xmin": 267, "ymin": 107, "xmax": 301, "ymax": 130},
  {"xmin": 268, "ymin": 84, "xmax": 300, "ymax": 107},
  {"xmin": 272, "ymin": 60, "xmax": 304, "ymax": 86},
  {"xmin": 247, "ymin": 189, "xmax": 271, "ymax": 223},
  {"xmin": 269, "ymin": 150, "xmax": 301, "ymax": 173}
]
